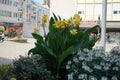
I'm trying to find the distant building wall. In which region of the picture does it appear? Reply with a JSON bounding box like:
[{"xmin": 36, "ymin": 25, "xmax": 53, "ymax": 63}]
[{"xmin": 50, "ymin": 0, "xmax": 77, "ymax": 19}]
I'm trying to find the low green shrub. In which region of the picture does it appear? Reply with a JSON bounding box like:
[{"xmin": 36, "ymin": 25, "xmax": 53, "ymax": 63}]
[
  {"xmin": 11, "ymin": 55, "xmax": 55, "ymax": 80},
  {"xmin": 0, "ymin": 64, "xmax": 13, "ymax": 80}
]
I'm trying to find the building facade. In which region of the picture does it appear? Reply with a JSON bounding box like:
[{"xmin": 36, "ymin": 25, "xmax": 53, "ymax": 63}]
[
  {"xmin": 0, "ymin": 0, "xmax": 50, "ymax": 37},
  {"xmin": 77, "ymin": 0, "xmax": 120, "ymax": 42},
  {"xmin": 50, "ymin": 0, "xmax": 120, "ymax": 42},
  {"xmin": 50, "ymin": 0, "xmax": 77, "ymax": 19}
]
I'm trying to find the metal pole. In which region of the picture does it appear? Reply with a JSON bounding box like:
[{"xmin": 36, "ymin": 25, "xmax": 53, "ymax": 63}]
[
  {"xmin": 101, "ymin": 0, "xmax": 107, "ymax": 50},
  {"xmin": 97, "ymin": 16, "xmax": 100, "ymax": 37},
  {"xmin": 36, "ymin": 9, "xmax": 38, "ymax": 27}
]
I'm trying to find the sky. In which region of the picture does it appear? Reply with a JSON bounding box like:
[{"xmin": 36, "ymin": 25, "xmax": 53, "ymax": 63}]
[{"xmin": 33, "ymin": 0, "xmax": 44, "ymax": 4}]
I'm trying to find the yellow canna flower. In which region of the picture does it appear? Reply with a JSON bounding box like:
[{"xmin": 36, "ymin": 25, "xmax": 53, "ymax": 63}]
[
  {"xmin": 10, "ymin": 78, "xmax": 17, "ymax": 80},
  {"xmin": 70, "ymin": 29, "xmax": 78, "ymax": 35},
  {"xmin": 73, "ymin": 14, "xmax": 81, "ymax": 26},
  {"xmin": 33, "ymin": 27, "xmax": 39, "ymax": 33},
  {"xmin": 42, "ymin": 14, "xmax": 48, "ymax": 25},
  {"xmin": 66, "ymin": 18, "xmax": 73, "ymax": 26},
  {"xmin": 54, "ymin": 20, "xmax": 66, "ymax": 29},
  {"xmin": 54, "ymin": 21, "xmax": 61, "ymax": 28},
  {"xmin": 60, "ymin": 20, "xmax": 66, "ymax": 28}
]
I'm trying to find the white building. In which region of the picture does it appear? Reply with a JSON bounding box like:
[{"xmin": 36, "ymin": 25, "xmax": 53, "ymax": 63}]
[
  {"xmin": 50, "ymin": 0, "xmax": 120, "ymax": 42},
  {"xmin": 0, "ymin": 0, "xmax": 50, "ymax": 37},
  {"xmin": 50, "ymin": 0, "xmax": 77, "ymax": 19}
]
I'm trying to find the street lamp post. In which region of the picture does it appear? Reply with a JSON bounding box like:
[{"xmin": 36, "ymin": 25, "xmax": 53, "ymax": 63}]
[
  {"xmin": 101, "ymin": 0, "xmax": 107, "ymax": 50},
  {"xmin": 97, "ymin": 16, "xmax": 101, "ymax": 37}
]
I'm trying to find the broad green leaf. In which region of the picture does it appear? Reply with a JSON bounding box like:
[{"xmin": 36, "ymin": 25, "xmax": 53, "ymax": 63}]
[
  {"xmin": 41, "ymin": 43, "xmax": 56, "ymax": 58},
  {"xmin": 32, "ymin": 33, "xmax": 43, "ymax": 42},
  {"xmin": 58, "ymin": 46, "xmax": 74, "ymax": 67},
  {"xmin": 53, "ymin": 12, "xmax": 58, "ymax": 21},
  {"xmin": 58, "ymin": 16, "xmax": 61, "ymax": 20}
]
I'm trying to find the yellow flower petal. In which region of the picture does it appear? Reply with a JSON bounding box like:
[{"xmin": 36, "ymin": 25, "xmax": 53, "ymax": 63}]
[
  {"xmin": 33, "ymin": 27, "xmax": 39, "ymax": 33},
  {"xmin": 10, "ymin": 78, "xmax": 17, "ymax": 80},
  {"xmin": 42, "ymin": 14, "xmax": 48, "ymax": 25},
  {"xmin": 70, "ymin": 29, "xmax": 78, "ymax": 35},
  {"xmin": 73, "ymin": 14, "xmax": 81, "ymax": 26}
]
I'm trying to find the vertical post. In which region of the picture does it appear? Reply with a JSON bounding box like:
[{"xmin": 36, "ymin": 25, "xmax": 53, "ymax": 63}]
[
  {"xmin": 101, "ymin": 0, "xmax": 107, "ymax": 50},
  {"xmin": 97, "ymin": 15, "xmax": 100, "ymax": 37},
  {"xmin": 36, "ymin": 8, "xmax": 38, "ymax": 27}
]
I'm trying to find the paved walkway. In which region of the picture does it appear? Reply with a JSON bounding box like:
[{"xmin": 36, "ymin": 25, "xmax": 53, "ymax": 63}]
[
  {"xmin": 0, "ymin": 38, "xmax": 119, "ymax": 64},
  {"xmin": 0, "ymin": 38, "xmax": 35, "ymax": 59}
]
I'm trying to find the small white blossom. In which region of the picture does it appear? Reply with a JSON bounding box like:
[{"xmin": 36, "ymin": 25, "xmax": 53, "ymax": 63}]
[
  {"xmin": 68, "ymin": 73, "xmax": 73, "ymax": 80},
  {"xmin": 101, "ymin": 76, "xmax": 108, "ymax": 80},
  {"xmin": 94, "ymin": 65, "xmax": 102, "ymax": 70},
  {"xmin": 67, "ymin": 61, "xmax": 72, "ymax": 65},
  {"xmin": 89, "ymin": 76, "xmax": 97, "ymax": 80},
  {"xmin": 78, "ymin": 74, "xmax": 87, "ymax": 80},
  {"xmin": 66, "ymin": 65, "xmax": 70, "ymax": 69},
  {"xmin": 73, "ymin": 57, "xmax": 79, "ymax": 63},
  {"xmin": 111, "ymin": 76, "xmax": 118, "ymax": 80},
  {"xmin": 103, "ymin": 66, "xmax": 109, "ymax": 70},
  {"xmin": 113, "ymin": 67, "xmax": 119, "ymax": 71}
]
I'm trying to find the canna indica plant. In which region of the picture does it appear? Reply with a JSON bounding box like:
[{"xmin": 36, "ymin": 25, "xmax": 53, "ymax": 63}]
[{"xmin": 28, "ymin": 13, "xmax": 99, "ymax": 79}]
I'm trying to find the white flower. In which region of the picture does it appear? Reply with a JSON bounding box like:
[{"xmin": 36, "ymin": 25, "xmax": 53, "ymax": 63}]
[
  {"xmin": 111, "ymin": 76, "xmax": 118, "ymax": 80},
  {"xmin": 79, "ymin": 56, "xmax": 84, "ymax": 60},
  {"xmin": 101, "ymin": 76, "xmax": 107, "ymax": 80},
  {"xmin": 68, "ymin": 73, "xmax": 73, "ymax": 80},
  {"xmin": 89, "ymin": 76, "xmax": 97, "ymax": 80},
  {"xmin": 82, "ymin": 64, "xmax": 91, "ymax": 72},
  {"xmin": 67, "ymin": 61, "xmax": 72, "ymax": 65},
  {"xmin": 73, "ymin": 57, "xmax": 79, "ymax": 63},
  {"xmin": 66, "ymin": 65, "xmax": 70, "ymax": 69},
  {"xmin": 105, "ymin": 63, "xmax": 111, "ymax": 67},
  {"xmin": 83, "ymin": 48, "xmax": 89, "ymax": 52},
  {"xmin": 94, "ymin": 65, "xmax": 102, "ymax": 70},
  {"xmin": 113, "ymin": 67, "xmax": 119, "ymax": 71},
  {"xmin": 78, "ymin": 74, "xmax": 87, "ymax": 80},
  {"xmin": 103, "ymin": 66, "xmax": 109, "ymax": 70},
  {"xmin": 100, "ymin": 62, "xmax": 105, "ymax": 66}
]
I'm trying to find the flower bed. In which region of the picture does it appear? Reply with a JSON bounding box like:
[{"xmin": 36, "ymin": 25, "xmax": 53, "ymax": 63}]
[{"xmin": 67, "ymin": 47, "xmax": 120, "ymax": 80}]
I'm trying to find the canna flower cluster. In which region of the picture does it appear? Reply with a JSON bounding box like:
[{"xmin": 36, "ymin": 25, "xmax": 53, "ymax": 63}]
[
  {"xmin": 54, "ymin": 14, "xmax": 81, "ymax": 35},
  {"xmin": 33, "ymin": 27, "xmax": 39, "ymax": 34},
  {"xmin": 42, "ymin": 14, "xmax": 48, "ymax": 26},
  {"xmin": 67, "ymin": 47, "xmax": 120, "ymax": 80}
]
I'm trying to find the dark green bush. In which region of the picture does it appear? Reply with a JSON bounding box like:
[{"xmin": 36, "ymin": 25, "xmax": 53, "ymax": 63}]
[
  {"xmin": 0, "ymin": 64, "xmax": 13, "ymax": 80},
  {"xmin": 12, "ymin": 55, "xmax": 55, "ymax": 80}
]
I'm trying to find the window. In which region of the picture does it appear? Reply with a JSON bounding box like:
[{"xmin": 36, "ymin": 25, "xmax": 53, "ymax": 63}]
[
  {"xmin": 7, "ymin": 11, "xmax": 12, "ymax": 17},
  {"xmin": 13, "ymin": 2, "xmax": 17, "ymax": 7},
  {"xmin": 113, "ymin": 11, "xmax": 118, "ymax": 14},
  {"xmin": 0, "ymin": 10, "xmax": 11, "ymax": 17},
  {"xmin": 2, "ymin": 0, "xmax": 4, "ymax": 4},
  {"xmin": 78, "ymin": 11, "xmax": 84, "ymax": 14},
  {"xmin": 14, "ymin": 13, "xmax": 17, "ymax": 17},
  {"xmin": 9, "ymin": 0, "xmax": 12, "ymax": 6},
  {"xmin": 5, "ymin": 0, "xmax": 6, "ymax": 4}
]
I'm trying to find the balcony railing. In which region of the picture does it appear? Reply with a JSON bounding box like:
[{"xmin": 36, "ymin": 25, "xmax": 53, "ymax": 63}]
[
  {"xmin": 18, "ymin": 8, "xmax": 24, "ymax": 13},
  {"xmin": 18, "ymin": 18, "xmax": 23, "ymax": 22}
]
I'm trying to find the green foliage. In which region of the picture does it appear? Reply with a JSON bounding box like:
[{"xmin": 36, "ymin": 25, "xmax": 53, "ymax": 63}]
[
  {"xmin": 67, "ymin": 48, "xmax": 120, "ymax": 80},
  {"xmin": 0, "ymin": 64, "xmax": 13, "ymax": 80},
  {"xmin": 12, "ymin": 55, "xmax": 55, "ymax": 80},
  {"xmin": 28, "ymin": 13, "xmax": 99, "ymax": 79}
]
